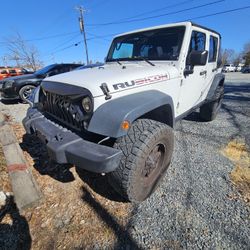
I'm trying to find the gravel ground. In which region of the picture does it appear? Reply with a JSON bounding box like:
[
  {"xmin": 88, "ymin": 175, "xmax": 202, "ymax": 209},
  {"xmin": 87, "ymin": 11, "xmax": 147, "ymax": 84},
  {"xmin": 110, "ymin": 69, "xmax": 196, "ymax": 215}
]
[
  {"xmin": 128, "ymin": 73, "xmax": 250, "ymax": 249},
  {"xmin": 0, "ymin": 99, "xmax": 28, "ymax": 123},
  {"xmin": 0, "ymin": 72, "xmax": 249, "ymax": 249}
]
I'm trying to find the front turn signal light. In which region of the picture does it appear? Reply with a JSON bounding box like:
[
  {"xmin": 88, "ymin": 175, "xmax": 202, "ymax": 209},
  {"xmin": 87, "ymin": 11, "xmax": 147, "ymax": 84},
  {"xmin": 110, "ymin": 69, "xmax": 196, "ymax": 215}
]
[{"xmin": 121, "ymin": 120, "xmax": 130, "ymax": 130}]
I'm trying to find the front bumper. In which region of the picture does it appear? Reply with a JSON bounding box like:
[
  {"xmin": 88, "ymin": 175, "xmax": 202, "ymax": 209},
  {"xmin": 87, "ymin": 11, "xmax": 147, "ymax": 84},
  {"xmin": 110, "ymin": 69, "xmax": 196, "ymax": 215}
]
[{"xmin": 23, "ymin": 108, "xmax": 122, "ymax": 173}]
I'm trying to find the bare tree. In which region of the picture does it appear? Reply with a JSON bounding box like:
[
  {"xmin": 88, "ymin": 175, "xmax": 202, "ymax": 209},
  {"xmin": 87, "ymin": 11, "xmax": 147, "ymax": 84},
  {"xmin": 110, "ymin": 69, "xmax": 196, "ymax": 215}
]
[
  {"xmin": 4, "ymin": 32, "xmax": 43, "ymax": 71},
  {"xmin": 233, "ymin": 53, "xmax": 243, "ymax": 66},
  {"xmin": 242, "ymin": 41, "xmax": 250, "ymax": 65},
  {"xmin": 221, "ymin": 49, "xmax": 236, "ymax": 65}
]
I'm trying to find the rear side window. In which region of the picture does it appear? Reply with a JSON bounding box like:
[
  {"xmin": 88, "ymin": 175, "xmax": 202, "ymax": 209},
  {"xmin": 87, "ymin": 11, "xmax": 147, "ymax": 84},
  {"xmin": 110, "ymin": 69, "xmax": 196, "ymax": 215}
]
[
  {"xmin": 189, "ymin": 31, "xmax": 206, "ymax": 52},
  {"xmin": 209, "ymin": 36, "xmax": 218, "ymax": 62},
  {"xmin": 1, "ymin": 70, "xmax": 7, "ymax": 74}
]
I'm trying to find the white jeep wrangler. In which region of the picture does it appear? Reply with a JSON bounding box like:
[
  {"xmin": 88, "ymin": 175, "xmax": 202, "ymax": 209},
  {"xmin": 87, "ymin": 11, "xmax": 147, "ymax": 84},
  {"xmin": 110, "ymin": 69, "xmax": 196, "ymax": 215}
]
[{"xmin": 23, "ymin": 22, "xmax": 224, "ymax": 202}]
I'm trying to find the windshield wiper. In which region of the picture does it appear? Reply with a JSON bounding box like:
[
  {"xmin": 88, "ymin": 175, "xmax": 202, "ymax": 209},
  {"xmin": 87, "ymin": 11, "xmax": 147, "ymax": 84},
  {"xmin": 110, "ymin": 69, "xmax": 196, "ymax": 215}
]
[
  {"xmin": 116, "ymin": 60, "xmax": 122, "ymax": 65},
  {"xmin": 137, "ymin": 57, "xmax": 155, "ymax": 66}
]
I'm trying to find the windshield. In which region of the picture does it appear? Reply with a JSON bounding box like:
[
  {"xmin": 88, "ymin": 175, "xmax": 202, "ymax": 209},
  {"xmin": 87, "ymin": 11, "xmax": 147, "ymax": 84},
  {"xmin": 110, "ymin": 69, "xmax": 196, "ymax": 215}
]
[
  {"xmin": 35, "ymin": 64, "xmax": 56, "ymax": 75},
  {"xmin": 107, "ymin": 26, "xmax": 185, "ymax": 62}
]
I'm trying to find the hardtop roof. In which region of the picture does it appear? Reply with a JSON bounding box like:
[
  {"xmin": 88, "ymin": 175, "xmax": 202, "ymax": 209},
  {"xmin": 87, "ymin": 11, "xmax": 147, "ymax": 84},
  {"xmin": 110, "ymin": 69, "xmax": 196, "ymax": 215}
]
[{"xmin": 114, "ymin": 21, "xmax": 221, "ymax": 38}]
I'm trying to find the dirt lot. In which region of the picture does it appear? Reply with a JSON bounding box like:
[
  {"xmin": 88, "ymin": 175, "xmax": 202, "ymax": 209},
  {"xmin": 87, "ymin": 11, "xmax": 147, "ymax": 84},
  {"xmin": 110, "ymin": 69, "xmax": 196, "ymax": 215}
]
[{"xmin": 0, "ymin": 72, "xmax": 250, "ymax": 249}]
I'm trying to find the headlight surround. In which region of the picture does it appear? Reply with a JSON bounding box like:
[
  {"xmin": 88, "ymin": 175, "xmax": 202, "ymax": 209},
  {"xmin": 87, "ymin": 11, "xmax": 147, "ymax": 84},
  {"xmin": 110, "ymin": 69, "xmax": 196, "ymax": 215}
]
[
  {"xmin": 27, "ymin": 86, "xmax": 40, "ymax": 106},
  {"xmin": 82, "ymin": 96, "xmax": 93, "ymax": 113},
  {"xmin": 4, "ymin": 80, "xmax": 14, "ymax": 88}
]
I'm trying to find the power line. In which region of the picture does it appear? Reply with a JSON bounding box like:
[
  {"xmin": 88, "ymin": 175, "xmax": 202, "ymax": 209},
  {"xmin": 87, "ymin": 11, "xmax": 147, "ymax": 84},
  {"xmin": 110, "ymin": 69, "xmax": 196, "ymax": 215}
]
[
  {"xmin": 115, "ymin": 0, "xmax": 197, "ymax": 21},
  {"xmin": 86, "ymin": 32, "xmax": 117, "ymax": 42},
  {"xmin": 41, "ymin": 32, "xmax": 113, "ymax": 58},
  {"xmin": 43, "ymin": 41, "xmax": 82, "ymax": 57},
  {"xmin": 0, "ymin": 31, "xmax": 79, "ymax": 44},
  {"xmin": 23, "ymin": 31, "xmax": 79, "ymax": 42},
  {"xmin": 50, "ymin": 33, "xmax": 81, "ymax": 52},
  {"xmin": 186, "ymin": 5, "xmax": 250, "ymax": 21},
  {"xmin": 87, "ymin": 0, "xmax": 225, "ymax": 26},
  {"xmin": 37, "ymin": 8, "xmax": 74, "ymax": 36},
  {"xmin": 41, "ymin": 5, "xmax": 250, "ymax": 58}
]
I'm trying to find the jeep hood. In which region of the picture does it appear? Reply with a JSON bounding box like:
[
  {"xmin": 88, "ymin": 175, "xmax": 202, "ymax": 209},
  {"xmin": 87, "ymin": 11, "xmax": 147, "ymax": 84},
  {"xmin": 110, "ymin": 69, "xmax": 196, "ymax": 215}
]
[{"xmin": 46, "ymin": 63, "xmax": 179, "ymax": 97}]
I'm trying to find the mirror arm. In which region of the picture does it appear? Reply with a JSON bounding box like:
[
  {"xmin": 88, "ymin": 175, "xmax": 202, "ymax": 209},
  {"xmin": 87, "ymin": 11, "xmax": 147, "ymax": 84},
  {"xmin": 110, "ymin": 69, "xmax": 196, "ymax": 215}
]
[{"xmin": 183, "ymin": 65, "xmax": 194, "ymax": 77}]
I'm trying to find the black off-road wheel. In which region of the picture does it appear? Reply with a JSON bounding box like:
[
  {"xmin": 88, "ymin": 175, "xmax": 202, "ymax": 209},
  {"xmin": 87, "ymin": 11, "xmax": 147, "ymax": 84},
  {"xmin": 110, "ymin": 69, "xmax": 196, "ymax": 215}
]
[
  {"xmin": 19, "ymin": 85, "xmax": 36, "ymax": 103},
  {"xmin": 108, "ymin": 119, "xmax": 174, "ymax": 202},
  {"xmin": 200, "ymin": 85, "xmax": 224, "ymax": 122}
]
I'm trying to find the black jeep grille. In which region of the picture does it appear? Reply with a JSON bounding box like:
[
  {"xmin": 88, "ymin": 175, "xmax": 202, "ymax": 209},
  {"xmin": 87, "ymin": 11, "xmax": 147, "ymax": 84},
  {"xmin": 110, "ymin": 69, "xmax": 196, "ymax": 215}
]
[{"xmin": 39, "ymin": 90, "xmax": 88, "ymax": 132}]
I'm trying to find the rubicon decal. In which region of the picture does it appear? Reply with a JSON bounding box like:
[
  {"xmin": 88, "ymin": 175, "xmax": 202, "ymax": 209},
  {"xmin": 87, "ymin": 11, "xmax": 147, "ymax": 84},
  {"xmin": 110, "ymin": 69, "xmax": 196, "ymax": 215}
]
[{"xmin": 112, "ymin": 74, "xmax": 168, "ymax": 90}]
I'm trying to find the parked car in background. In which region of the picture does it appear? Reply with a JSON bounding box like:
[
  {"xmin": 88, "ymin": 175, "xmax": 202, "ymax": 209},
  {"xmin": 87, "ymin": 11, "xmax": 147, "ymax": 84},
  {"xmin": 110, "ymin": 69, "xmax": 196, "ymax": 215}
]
[
  {"xmin": 0, "ymin": 67, "xmax": 30, "ymax": 80},
  {"xmin": 0, "ymin": 63, "xmax": 82, "ymax": 102},
  {"xmin": 241, "ymin": 66, "xmax": 250, "ymax": 73},
  {"xmin": 235, "ymin": 65, "xmax": 242, "ymax": 72},
  {"xmin": 222, "ymin": 64, "xmax": 236, "ymax": 72},
  {"xmin": 0, "ymin": 68, "xmax": 10, "ymax": 80},
  {"xmin": 15, "ymin": 68, "xmax": 31, "ymax": 76}
]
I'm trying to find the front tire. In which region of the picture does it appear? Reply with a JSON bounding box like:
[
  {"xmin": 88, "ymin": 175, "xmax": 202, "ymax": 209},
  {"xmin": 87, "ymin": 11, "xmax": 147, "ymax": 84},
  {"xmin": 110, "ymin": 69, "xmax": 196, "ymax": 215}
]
[
  {"xmin": 108, "ymin": 119, "xmax": 174, "ymax": 202},
  {"xmin": 19, "ymin": 85, "xmax": 36, "ymax": 102}
]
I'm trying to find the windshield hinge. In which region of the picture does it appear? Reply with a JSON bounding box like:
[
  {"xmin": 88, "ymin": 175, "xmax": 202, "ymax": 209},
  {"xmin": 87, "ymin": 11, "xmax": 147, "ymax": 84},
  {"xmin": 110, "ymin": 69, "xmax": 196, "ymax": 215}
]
[{"xmin": 100, "ymin": 83, "xmax": 112, "ymax": 100}]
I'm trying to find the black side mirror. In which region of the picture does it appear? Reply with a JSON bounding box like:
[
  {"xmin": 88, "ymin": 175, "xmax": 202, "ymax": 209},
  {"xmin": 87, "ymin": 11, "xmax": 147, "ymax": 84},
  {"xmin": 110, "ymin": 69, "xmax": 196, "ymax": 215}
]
[{"xmin": 188, "ymin": 50, "xmax": 208, "ymax": 66}]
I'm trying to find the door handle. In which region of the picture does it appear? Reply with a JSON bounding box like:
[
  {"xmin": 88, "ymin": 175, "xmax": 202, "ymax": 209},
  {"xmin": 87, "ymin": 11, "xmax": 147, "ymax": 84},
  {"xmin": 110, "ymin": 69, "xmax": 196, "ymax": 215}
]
[
  {"xmin": 200, "ymin": 70, "xmax": 207, "ymax": 76},
  {"xmin": 212, "ymin": 68, "xmax": 217, "ymax": 72}
]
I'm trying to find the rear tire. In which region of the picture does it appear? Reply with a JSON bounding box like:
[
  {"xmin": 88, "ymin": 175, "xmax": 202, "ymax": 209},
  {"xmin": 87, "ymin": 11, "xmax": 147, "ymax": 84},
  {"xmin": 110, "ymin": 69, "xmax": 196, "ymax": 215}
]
[
  {"xmin": 19, "ymin": 85, "xmax": 36, "ymax": 103},
  {"xmin": 200, "ymin": 85, "xmax": 224, "ymax": 121},
  {"xmin": 108, "ymin": 119, "xmax": 174, "ymax": 202}
]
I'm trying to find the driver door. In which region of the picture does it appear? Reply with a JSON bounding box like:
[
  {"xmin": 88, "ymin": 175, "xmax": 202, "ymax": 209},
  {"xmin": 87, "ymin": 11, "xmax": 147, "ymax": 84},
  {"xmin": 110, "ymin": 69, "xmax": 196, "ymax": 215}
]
[{"xmin": 177, "ymin": 30, "xmax": 207, "ymax": 116}]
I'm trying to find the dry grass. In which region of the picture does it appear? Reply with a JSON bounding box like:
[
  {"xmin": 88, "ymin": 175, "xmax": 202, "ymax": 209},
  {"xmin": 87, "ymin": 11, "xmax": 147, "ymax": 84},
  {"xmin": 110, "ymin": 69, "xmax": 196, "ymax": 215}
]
[
  {"xmin": 0, "ymin": 144, "xmax": 11, "ymax": 192},
  {"xmin": 10, "ymin": 123, "xmax": 133, "ymax": 249},
  {"xmin": 222, "ymin": 140, "xmax": 250, "ymax": 204}
]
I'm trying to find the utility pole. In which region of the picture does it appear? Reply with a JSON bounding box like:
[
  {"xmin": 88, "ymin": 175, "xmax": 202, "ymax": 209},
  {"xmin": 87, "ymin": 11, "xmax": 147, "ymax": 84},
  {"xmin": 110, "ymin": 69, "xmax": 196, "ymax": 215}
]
[{"xmin": 76, "ymin": 6, "xmax": 89, "ymax": 65}]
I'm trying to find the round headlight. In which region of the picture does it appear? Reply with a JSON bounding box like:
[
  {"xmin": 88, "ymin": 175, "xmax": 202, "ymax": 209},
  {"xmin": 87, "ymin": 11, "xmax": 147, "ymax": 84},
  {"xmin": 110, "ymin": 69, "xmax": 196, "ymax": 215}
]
[{"xmin": 82, "ymin": 96, "xmax": 92, "ymax": 113}]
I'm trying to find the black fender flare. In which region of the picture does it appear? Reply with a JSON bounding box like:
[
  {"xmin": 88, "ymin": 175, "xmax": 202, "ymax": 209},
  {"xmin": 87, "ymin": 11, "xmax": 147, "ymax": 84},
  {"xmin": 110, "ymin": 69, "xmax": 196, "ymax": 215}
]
[
  {"xmin": 206, "ymin": 73, "xmax": 225, "ymax": 101},
  {"xmin": 87, "ymin": 90, "xmax": 174, "ymax": 138}
]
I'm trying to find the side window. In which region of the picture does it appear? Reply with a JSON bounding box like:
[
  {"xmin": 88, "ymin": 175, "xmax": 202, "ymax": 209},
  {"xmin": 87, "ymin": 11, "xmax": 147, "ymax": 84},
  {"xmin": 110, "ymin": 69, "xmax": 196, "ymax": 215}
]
[
  {"xmin": 208, "ymin": 36, "xmax": 218, "ymax": 62},
  {"xmin": 189, "ymin": 31, "xmax": 206, "ymax": 52}
]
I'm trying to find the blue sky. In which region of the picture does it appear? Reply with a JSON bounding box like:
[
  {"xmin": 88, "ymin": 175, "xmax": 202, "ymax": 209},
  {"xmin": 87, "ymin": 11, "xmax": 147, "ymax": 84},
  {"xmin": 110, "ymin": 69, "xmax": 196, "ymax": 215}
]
[{"xmin": 0, "ymin": 0, "xmax": 250, "ymax": 66}]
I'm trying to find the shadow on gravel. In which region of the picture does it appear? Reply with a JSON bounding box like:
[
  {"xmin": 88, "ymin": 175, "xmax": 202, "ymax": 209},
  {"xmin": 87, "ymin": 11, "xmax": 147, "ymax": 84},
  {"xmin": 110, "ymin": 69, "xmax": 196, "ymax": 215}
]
[
  {"xmin": 184, "ymin": 111, "xmax": 201, "ymax": 122},
  {"xmin": 0, "ymin": 196, "xmax": 31, "ymax": 250},
  {"xmin": 0, "ymin": 99, "xmax": 22, "ymax": 105},
  {"xmin": 21, "ymin": 134, "xmax": 75, "ymax": 183},
  {"xmin": 81, "ymin": 187, "xmax": 139, "ymax": 249},
  {"xmin": 224, "ymin": 84, "xmax": 250, "ymax": 102},
  {"xmin": 21, "ymin": 134, "xmax": 127, "ymax": 202},
  {"xmin": 76, "ymin": 168, "xmax": 127, "ymax": 203}
]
